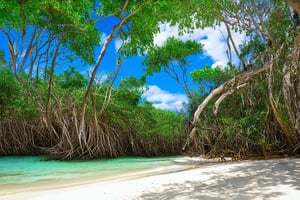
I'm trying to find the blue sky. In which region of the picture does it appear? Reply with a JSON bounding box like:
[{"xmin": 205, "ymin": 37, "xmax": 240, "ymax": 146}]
[{"xmin": 0, "ymin": 17, "xmax": 246, "ymax": 111}]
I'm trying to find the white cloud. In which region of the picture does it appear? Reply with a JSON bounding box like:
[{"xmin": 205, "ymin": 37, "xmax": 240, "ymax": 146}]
[
  {"xmin": 84, "ymin": 66, "xmax": 108, "ymax": 84},
  {"xmin": 153, "ymin": 22, "xmax": 247, "ymax": 68},
  {"xmin": 95, "ymin": 72, "xmax": 108, "ymax": 84},
  {"xmin": 20, "ymin": 48, "xmax": 27, "ymax": 58},
  {"xmin": 114, "ymin": 39, "xmax": 123, "ymax": 51},
  {"xmin": 142, "ymin": 85, "xmax": 188, "ymax": 111},
  {"xmin": 100, "ymin": 33, "xmax": 108, "ymax": 45}
]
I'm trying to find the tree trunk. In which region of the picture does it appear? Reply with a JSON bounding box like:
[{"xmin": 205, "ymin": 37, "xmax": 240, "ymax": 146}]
[
  {"xmin": 283, "ymin": 35, "xmax": 300, "ymax": 138},
  {"xmin": 288, "ymin": 0, "xmax": 300, "ymax": 15}
]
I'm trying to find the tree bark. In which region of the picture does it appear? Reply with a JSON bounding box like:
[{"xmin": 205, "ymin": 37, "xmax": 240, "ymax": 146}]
[
  {"xmin": 283, "ymin": 34, "xmax": 300, "ymax": 137},
  {"xmin": 288, "ymin": 0, "xmax": 300, "ymax": 15}
]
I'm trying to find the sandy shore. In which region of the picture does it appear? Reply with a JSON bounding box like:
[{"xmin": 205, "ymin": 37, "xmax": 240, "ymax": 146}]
[{"xmin": 1, "ymin": 157, "xmax": 300, "ymax": 200}]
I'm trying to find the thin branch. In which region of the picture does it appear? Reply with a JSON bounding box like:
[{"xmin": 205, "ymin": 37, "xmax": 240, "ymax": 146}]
[
  {"xmin": 119, "ymin": 0, "xmax": 129, "ymax": 19},
  {"xmin": 224, "ymin": 23, "xmax": 246, "ymax": 70},
  {"xmin": 250, "ymin": 0, "xmax": 272, "ymax": 40},
  {"xmin": 46, "ymin": 36, "xmax": 62, "ymax": 114},
  {"xmin": 19, "ymin": 28, "xmax": 37, "ymax": 73},
  {"xmin": 0, "ymin": 28, "xmax": 19, "ymax": 79}
]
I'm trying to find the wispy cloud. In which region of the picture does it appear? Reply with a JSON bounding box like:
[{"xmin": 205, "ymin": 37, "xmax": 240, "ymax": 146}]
[
  {"xmin": 153, "ymin": 22, "xmax": 246, "ymax": 68},
  {"xmin": 142, "ymin": 85, "xmax": 188, "ymax": 111}
]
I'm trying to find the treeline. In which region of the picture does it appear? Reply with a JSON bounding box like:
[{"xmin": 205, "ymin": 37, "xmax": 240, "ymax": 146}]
[{"xmin": 0, "ymin": 67, "xmax": 186, "ymax": 159}]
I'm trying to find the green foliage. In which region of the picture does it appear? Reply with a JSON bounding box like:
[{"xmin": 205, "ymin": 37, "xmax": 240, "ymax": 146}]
[
  {"xmin": 264, "ymin": 2, "xmax": 291, "ymax": 41},
  {"xmin": 119, "ymin": 76, "xmax": 145, "ymax": 90},
  {"xmin": 57, "ymin": 66, "xmax": 87, "ymax": 90},
  {"xmin": 121, "ymin": 0, "xmax": 219, "ymax": 57},
  {"xmin": 143, "ymin": 37, "xmax": 203, "ymax": 75},
  {"xmin": 0, "ymin": 68, "xmax": 35, "ymax": 119},
  {"xmin": 114, "ymin": 76, "xmax": 146, "ymax": 106},
  {"xmin": 239, "ymin": 37, "xmax": 266, "ymax": 67},
  {"xmin": 0, "ymin": 50, "xmax": 5, "ymax": 66},
  {"xmin": 135, "ymin": 106, "xmax": 186, "ymax": 140},
  {"xmin": 191, "ymin": 65, "xmax": 236, "ymax": 92},
  {"xmin": 222, "ymin": 109, "xmax": 266, "ymax": 140},
  {"xmin": 97, "ymin": 0, "xmax": 173, "ymax": 56},
  {"xmin": 0, "ymin": 0, "xmax": 23, "ymax": 30},
  {"xmin": 0, "ymin": 68, "xmax": 18, "ymax": 118},
  {"xmin": 108, "ymin": 97, "xmax": 186, "ymax": 141},
  {"xmin": 0, "ymin": 0, "xmax": 99, "ymax": 64},
  {"xmin": 191, "ymin": 65, "xmax": 235, "ymax": 84},
  {"xmin": 114, "ymin": 88, "xmax": 141, "ymax": 106}
]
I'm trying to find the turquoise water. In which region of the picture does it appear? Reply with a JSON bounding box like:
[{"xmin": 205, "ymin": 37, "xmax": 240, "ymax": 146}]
[{"xmin": 0, "ymin": 156, "xmax": 182, "ymax": 185}]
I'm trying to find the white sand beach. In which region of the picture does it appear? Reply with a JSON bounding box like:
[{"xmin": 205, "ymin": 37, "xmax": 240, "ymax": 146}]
[{"xmin": 1, "ymin": 157, "xmax": 300, "ymax": 200}]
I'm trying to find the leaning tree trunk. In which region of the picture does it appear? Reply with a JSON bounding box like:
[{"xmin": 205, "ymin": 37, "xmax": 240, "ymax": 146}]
[
  {"xmin": 283, "ymin": 34, "xmax": 300, "ymax": 138},
  {"xmin": 182, "ymin": 64, "xmax": 271, "ymax": 150}
]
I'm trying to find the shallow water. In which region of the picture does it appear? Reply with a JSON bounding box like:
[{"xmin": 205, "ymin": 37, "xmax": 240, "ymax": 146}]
[{"xmin": 0, "ymin": 155, "xmax": 183, "ymax": 186}]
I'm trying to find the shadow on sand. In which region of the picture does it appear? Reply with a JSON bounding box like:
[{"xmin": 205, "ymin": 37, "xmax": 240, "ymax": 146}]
[{"xmin": 137, "ymin": 158, "xmax": 300, "ymax": 200}]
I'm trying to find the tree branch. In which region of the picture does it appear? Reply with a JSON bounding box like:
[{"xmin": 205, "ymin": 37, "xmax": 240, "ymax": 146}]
[{"xmin": 192, "ymin": 62, "xmax": 271, "ymax": 126}]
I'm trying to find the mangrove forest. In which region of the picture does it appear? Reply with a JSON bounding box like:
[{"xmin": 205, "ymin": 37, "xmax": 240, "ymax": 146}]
[{"xmin": 0, "ymin": 0, "xmax": 299, "ymax": 160}]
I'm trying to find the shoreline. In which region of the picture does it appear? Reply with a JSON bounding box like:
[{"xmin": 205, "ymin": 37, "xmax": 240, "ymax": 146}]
[
  {"xmin": 0, "ymin": 157, "xmax": 206, "ymax": 196},
  {"xmin": 2, "ymin": 157, "xmax": 300, "ymax": 199}
]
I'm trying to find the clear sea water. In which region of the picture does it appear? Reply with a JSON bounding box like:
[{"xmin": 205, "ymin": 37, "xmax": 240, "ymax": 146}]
[{"xmin": 0, "ymin": 156, "xmax": 183, "ymax": 186}]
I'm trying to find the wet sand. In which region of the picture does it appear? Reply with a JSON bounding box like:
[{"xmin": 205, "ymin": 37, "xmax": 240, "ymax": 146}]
[{"xmin": 1, "ymin": 157, "xmax": 300, "ymax": 200}]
